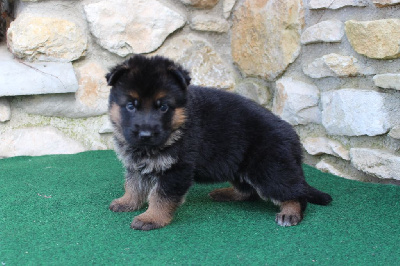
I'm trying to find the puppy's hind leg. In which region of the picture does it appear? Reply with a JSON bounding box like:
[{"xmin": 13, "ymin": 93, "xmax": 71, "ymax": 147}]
[
  {"xmin": 209, "ymin": 180, "xmax": 258, "ymax": 202},
  {"xmin": 274, "ymin": 200, "xmax": 304, "ymax": 227}
]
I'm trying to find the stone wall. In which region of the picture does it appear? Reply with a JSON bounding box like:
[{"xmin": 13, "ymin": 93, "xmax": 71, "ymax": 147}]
[{"xmin": 0, "ymin": 0, "xmax": 399, "ymax": 183}]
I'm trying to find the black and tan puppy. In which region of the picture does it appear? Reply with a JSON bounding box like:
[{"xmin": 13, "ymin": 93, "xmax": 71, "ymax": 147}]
[{"xmin": 106, "ymin": 55, "xmax": 332, "ymax": 230}]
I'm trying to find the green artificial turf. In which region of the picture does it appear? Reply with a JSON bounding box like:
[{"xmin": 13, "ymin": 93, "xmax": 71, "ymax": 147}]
[{"xmin": 1, "ymin": 150, "xmax": 399, "ymax": 265}]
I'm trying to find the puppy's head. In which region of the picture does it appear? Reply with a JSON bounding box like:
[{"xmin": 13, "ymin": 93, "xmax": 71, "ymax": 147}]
[{"xmin": 106, "ymin": 55, "xmax": 191, "ymax": 149}]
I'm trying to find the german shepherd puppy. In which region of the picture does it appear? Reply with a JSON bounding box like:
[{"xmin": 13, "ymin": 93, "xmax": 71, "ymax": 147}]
[{"xmin": 106, "ymin": 55, "xmax": 332, "ymax": 230}]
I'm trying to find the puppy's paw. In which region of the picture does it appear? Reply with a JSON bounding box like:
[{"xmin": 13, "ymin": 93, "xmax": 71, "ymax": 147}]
[
  {"xmin": 209, "ymin": 187, "xmax": 253, "ymax": 202},
  {"xmin": 130, "ymin": 213, "xmax": 170, "ymax": 231},
  {"xmin": 275, "ymin": 200, "xmax": 303, "ymax": 227},
  {"xmin": 109, "ymin": 198, "xmax": 138, "ymax": 212},
  {"xmin": 275, "ymin": 212, "xmax": 302, "ymax": 227}
]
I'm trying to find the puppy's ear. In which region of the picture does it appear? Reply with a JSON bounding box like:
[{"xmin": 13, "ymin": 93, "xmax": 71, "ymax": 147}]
[
  {"xmin": 106, "ymin": 64, "xmax": 129, "ymax": 86},
  {"xmin": 167, "ymin": 65, "xmax": 191, "ymax": 90}
]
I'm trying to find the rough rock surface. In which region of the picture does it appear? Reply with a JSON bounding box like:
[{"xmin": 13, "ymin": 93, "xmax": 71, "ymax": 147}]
[
  {"xmin": 7, "ymin": 16, "xmax": 87, "ymax": 62},
  {"xmin": 0, "ymin": 126, "xmax": 86, "ymax": 158},
  {"xmin": 234, "ymin": 81, "xmax": 270, "ymax": 106},
  {"xmin": 321, "ymin": 89, "xmax": 390, "ymax": 136},
  {"xmin": 190, "ymin": 14, "xmax": 230, "ymax": 33},
  {"xmin": 0, "ymin": 46, "xmax": 78, "ymax": 97},
  {"xmin": 272, "ymin": 77, "xmax": 320, "ymax": 125},
  {"xmin": 388, "ymin": 126, "xmax": 400, "ymax": 139},
  {"xmin": 303, "ymin": 137, "xmax": 350, "ymax": 160},
  {"xmin": 16, "ymin": 62, "xmax": 109, "ymax": 118},
  {"xmin": 180, "ymin": 0, "xmax": 219, "ymax": 8},
  {"xmin": 350, "ymin": 148, "xmax": 400, "ymax": 180},
  {"xmin": 373, "ymin": 74, "xmax": 400, "ymax": 91},
  {"xmin": 345, "ymin": 19, "xmax": 400, "ymax": 59},
  {"xmin": 223, "ymin": 0, "xmax": 236, "ymax": 18},
  {"xmin": 84, "ymin": 0, "xmax": 186, "ymax": 56},
  {"xmin": 301, "ymin": 20, "xmax": 344, "ymax": 44},
  {"xmin": 155, "ymin": 34, "xmax": 235, "ymax": 89},
  {"xmin": 231, "ymin": 0, "xmax": 304, "ymax": 81},
  {"xmin": 309, "ymin": 0, "xmax": 368, "ymax": 9},
  {"xmin": 0, "ymin": 98, "xmax": 11, "ymax": 122},
  {"xmin": 303, "ymin": 53, "xmax": 360, "ymax": 78},
  {"xmin": 373, "ymin": 0, "xmax": 400, "ymax": 7}
]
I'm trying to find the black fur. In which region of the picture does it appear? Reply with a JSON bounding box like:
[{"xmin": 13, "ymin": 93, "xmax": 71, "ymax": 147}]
[{"xmin": 107, "ymin": 55, "xmax": 332, "ymax": 230}]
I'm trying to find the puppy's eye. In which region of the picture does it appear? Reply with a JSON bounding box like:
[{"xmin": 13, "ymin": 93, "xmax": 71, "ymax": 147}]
[
  {"xmin": 160, "ymin": 104, "xmax": 169, "ymax": 113},
  {"xmin": 126, "ymin": 102, "xmax": 136, "ymax": 112}
]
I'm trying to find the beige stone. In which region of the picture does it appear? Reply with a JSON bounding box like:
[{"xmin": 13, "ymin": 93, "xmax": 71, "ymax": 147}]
[
  {"xmin": 0, "ymin": 126, "xmax": 86, "ymax": 158},
  {"xmin": 373, "ymin": 0, "xmax": 400, "ymax": 7},
  {"xmin": 315, "ymin": 159, "xmax": 349, "ymax": 179},
  {"xmin": 180, "ymin": 0, "xmax": 219, "ymax": 8},
  {"xmin": 389, "ymin": 126, "xmax": 400, "ymax": 139},
  {"xmin": 345, "ymin": 19, "xmax": 400, "ymax": 59},
  {"xmin": 373, "ymin": 74, "xmax": 400, "ymax": 91},
  {"xmin": 272, "ymin": 77, "xmax": 320, "ymax": 125},
  {"xmin": 7, "ymin": 16, "xmax": 87, "ymax": 62},
  {"xmin": 303, "ymin": 137, "xmax": 350, "ymax": 160},
  {"xmin": 0, "ymin": 98, "xmax": 11, "ymax": 122},
  {"xmin": 309, "ymin": 0, "xmax": 368, "ymax": 9},
  {"xmin": 223, "ymin": 0, "xmax": 236, "ymax": 18},
  {"xmin": 16, "ymin": 62, "xmax": 109, "ymax": 118},
  {"xmin": 303, "ymin": 53, "xmax": 360, "ymax": 78},
  {"xmin": 84, "ymin": 0, "xmax": 186, "ymax": 56},
  {"xmin": 234, "ymin": 81, "xmax": 270, "ymax": 106},
  {"xmin": 231, "ymin": 0, "xmax": 304, "ymax": 81},
  {"xmin": 350, "ymin": 148, "xmax": 400, "ymax": 180},
  {"xmin": 301, "ymin": 20, "xmax": 344, "ymax": 44},
  {"xmin": 155, "ymin": 34, "xmax": 235, "ymax": 89},
  {"xmin": 190, "ymin": 15, "xmax": 230, "ymax": 33}
]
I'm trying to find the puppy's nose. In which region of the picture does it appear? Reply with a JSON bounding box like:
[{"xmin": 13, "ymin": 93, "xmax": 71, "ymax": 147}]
[{"xmin": 138, "ymin": 130, "xmax": 152, "ymax": 140}]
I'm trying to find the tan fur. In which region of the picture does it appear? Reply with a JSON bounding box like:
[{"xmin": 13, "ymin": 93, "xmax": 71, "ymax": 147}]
[
  {"xmin": 129, "ymin": 91, "xmax": 139, "ymax": 99},
  {"xmin": 131, "ymin": 188, "xmax": 180, "ymax": 230},
  {"xmin": 209, "ymin": 187, "xmax": 253, "ymax": 201},
  {"xmin": 172, "ymin": 108, "xmax": 187, "ymax": 130},
  {"xmin": 109, "ymin": 102, "xmax": 121, "ymax": 125},
  {"xmin": 109, "ymin": 173, "xmax": 154, "ymax": 212},
  {"xmin": 275, "ymin": 200, "xmax": 303, "ymax": 227}
]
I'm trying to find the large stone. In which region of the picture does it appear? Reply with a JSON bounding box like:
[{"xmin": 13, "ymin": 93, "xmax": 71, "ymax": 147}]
[
  {"xmin": 373, "ymin": 74, "xmax": 400, "ymax": 91},
  {"xmin": 309, "ymin": 0, "xmax": 368, "ymax": 9},
  {"xmin": 272, "ymin": 77, "xmax": 320, "ymax": 125},
  {"xmin": 16, "ymin": 62, "xmax": 109, "ymax": 118},
  {"xmin": 345, "ymin": 19, "xmax": 400, "ymax": 59},
  {"xmin": 350, "ymin": 148, "xmax": 400, "ymax": 180},
  {"xmin": 180, "ymin": 0, "xmax": 219, "ymax": 8},
  {"xmin": 231, "ymin": 0, "xmax": 304, "ymax": 81},
  {"xmin": 373, "ymin": 0, "xmax": 400, "ymax": 7},
  {"xmin": 389, "ymin": 126, "xmax": 400, "ymax": 139},
  {"xmin": 223, "ymin": 0, "xmax": 236, "ymax": 18},
  {"xmin": 7, "ymin": 16, "xmax": 87, "ymax": 62},
  {"xmin": 0, "ymin": 126, "xmax": 86, "ymax": 158},
  {"xmin": 315, "ymin": 159, "xmax": 349, "ymax": 179},
  {"xmin": 301, "ymin": 20, "xmax": 344, "ymax": 44},
  {"xmin": 190, "ymin": 15, "xmax": 230, "ymax": 33},
  {"xmin": 234, "ymin": 81, "xmax": 270, "ymax": 106},
  {"xmin": 303, "ymin": 137, "xmax": 350, "ymax": 160},
  {"xmin": 0, "ymin": 98, "xmax": 11, "ymax": 122},
  {"xmin": 155, "ymin": 34, "xmax": 235, "ymax": 89},
  {"xmin": 0, "ymin": 46, "xmax": 78, "ymax": 97},
  {"xmin": 321, "ymin": 89, "xmax": 390, "ymax": 136},
  {"xmin": 303, "ymin": 53, "xmax": 360, "ymax": 79},
  {"xmin": 84, "ymin": 0, "xmax": 185, "ymax": 56}
]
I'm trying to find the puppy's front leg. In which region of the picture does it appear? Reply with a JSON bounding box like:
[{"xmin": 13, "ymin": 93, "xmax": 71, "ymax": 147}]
[
  {"xmin": 131, "ymin": 165, "xmax": 192, "ymax": 230},
  {"xmin": 110, "ymin": 170, "xmax": 153, "ymax": 212}
]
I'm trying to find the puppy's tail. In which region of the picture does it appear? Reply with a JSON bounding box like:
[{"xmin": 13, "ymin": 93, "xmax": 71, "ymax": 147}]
[{"xmin": 306, "ymin": 185, "xmax": 332, "ymax": 205}]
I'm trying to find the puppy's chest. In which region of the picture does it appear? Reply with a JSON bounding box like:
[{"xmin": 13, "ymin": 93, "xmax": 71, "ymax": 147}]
[{"xmin": 120, "ymin": 151, "xmax": 177, "ymax": 175}]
